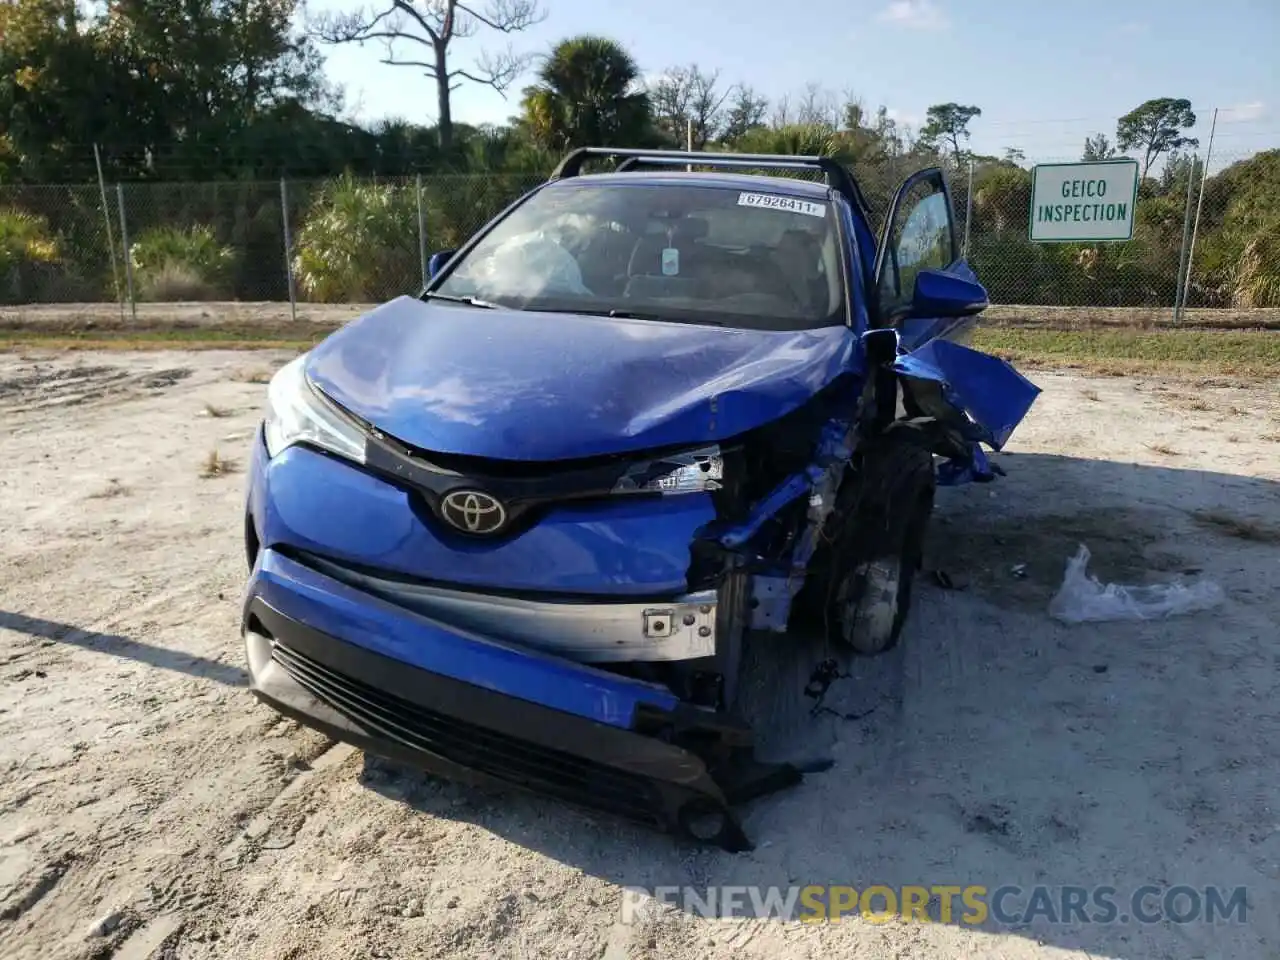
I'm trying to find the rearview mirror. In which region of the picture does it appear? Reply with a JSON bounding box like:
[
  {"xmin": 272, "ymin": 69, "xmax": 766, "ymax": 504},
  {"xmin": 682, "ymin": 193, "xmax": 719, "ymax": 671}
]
[
  {"xmin": 910, "ymin": 267, "xmax": 988, "ymax": 319},
  {"xmin": 427, "ymin": 249, "xmax": 457, "ymax": 280}
]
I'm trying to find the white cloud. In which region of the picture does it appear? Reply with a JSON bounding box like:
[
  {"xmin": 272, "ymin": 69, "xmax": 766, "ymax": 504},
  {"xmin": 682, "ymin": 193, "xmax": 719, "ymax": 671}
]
[
  {"xmin": 1224, "ymin": 101, "xmax": 1265, "ymax": 122},
  {"xmin": 886, "ymin": 107, "xmax": 923, "ymax": 129},
  {"xmin": 637, "ymin": 71, "xmax": 666, "ymax": 92},
  {"xmin": 877, "ymin": 0, "xmax": 948, "ymax": 30}
]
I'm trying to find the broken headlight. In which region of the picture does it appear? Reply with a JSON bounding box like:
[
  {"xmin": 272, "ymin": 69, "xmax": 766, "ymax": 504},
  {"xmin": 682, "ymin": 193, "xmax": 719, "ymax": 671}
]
[
  {"xmin": 263, "ymin": 355, "xmax": 367, "ymax": 464},
  {"xmin": 613, "ymin": 445, "xmax": 723, "ymax": 495}
]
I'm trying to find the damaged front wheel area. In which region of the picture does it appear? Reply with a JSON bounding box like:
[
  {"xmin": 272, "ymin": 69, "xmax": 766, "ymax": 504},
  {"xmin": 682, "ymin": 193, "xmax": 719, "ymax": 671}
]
[{"xmin": 822, "ymin": 432, "xmax": 935, "ymax": 656}]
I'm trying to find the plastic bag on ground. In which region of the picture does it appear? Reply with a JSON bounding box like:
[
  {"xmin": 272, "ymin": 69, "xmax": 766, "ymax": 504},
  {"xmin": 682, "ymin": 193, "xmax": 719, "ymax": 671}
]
[{"xmin": 1048, "ymin": 544, "xmax": 1225, "ymax": 624}]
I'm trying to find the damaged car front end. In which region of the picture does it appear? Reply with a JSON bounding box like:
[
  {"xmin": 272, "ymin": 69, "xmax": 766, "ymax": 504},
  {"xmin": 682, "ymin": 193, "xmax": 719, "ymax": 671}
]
[{"xmin": 240, "ymin": 148, "xmax": 1041, "ymax": 850}]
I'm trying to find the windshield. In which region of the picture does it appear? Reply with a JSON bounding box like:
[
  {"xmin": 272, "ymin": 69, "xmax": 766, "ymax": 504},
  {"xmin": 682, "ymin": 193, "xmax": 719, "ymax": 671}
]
[{"xmin": 432, "ymin": 181, "xmax": 847, "ymax": 330}]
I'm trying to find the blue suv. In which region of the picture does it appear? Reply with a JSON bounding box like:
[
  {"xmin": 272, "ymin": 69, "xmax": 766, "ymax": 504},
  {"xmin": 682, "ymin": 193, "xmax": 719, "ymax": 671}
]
[{"xmin": 241, "ymin": 148, "xmax": 1040, "ymax": 851}]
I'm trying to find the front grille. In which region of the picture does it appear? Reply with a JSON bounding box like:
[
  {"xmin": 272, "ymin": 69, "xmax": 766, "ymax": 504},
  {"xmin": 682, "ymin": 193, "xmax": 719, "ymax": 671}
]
[{"xmin": 270, "ymin": 642, "xmax": 664, "ymax": 825}]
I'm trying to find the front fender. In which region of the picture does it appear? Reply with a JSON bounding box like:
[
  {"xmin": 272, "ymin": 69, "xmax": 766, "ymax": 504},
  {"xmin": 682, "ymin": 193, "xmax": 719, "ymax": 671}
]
[{"xmin": 893, "ymin": 338, "xmax": 1041, "ymax": 450}]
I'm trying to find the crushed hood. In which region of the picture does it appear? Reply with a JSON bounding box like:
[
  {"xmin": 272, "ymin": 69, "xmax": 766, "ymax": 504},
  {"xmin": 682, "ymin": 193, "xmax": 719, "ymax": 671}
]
[{"xmin": 304, "ymin": 296, "xmax": 854, "ymax": 461}]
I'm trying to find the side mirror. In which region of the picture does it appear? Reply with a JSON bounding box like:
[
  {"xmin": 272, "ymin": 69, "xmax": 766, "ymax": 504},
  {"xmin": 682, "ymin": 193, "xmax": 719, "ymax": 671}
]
[
  {"xmin": 910, "ymin": 267, "xmax": 988, "ymax": 319},
  {"xmin": 427, "ymin": 249, "xmax": 457, "ymax": 280}
]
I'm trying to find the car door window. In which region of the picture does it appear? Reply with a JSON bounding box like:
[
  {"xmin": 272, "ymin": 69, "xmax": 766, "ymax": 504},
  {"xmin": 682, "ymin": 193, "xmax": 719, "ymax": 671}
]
[{"xmin": 878, "ymin": 173, "xmax": 957, "ymax": 320}]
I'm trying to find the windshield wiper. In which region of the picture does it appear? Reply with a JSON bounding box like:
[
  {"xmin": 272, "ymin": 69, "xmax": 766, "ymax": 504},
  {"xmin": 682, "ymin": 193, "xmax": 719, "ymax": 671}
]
[
  {"xmin": 423, "ymin": 292, "xmax": 501, "ymax": 309},
  {"xmin": 542, "ymin": 306, "xmax": 724, "ymax": 325},
  {"xmin": 606, "ymin": 309, "xmax": 724, "ymax": 325}
]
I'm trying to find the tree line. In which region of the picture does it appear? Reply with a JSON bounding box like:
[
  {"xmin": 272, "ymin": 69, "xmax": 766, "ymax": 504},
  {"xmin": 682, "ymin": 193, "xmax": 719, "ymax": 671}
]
[
  {"xmin": 0, "ymin": 0, "xmax": 1214, "ymax": 184},
  {"xmin": 1, "ymin": 0, "xmax": 1276, "ymax": 309}
]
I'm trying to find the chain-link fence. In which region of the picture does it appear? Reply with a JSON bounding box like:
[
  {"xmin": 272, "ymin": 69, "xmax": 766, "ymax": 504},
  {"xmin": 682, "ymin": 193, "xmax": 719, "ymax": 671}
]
[{"xmin": 0, "ymin": 152, "xmax": 1273, "ymax": 314}]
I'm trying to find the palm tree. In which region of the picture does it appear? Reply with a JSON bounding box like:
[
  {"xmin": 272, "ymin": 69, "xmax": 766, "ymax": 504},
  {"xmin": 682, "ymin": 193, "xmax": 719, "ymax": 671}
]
[{"xmin": 520, "ymin": 36, "xmax": 654, "ymax": 152}]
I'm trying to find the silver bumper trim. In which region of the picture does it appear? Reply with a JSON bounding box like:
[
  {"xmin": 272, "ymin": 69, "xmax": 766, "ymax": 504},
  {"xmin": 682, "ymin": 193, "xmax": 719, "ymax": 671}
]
[{"xmin": 302, "ymin": 555, "xmax": 717, "ymax": 662}]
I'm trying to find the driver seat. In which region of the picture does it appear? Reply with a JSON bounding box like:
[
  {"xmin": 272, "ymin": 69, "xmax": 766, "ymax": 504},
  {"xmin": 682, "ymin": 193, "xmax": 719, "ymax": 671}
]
[{"xmin": 774, "ymin": 229, "xmax": 826, "ymax": 314}]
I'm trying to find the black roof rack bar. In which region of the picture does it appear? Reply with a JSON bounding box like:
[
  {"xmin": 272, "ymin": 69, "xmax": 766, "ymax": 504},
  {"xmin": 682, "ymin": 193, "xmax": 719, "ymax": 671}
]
[
  {"xmin": 549, "ymin": 147, "xmax": 873, "ymax": 221},
  {"xmin": 616, "ymin": 156, "xmax": 821, "ymax": 173}
]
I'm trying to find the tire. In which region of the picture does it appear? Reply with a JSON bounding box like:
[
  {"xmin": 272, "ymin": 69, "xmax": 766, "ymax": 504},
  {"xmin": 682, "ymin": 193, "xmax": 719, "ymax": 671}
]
[{"xmin": 821, "ymin": 430, "xmax": 935, "ymax": 656}]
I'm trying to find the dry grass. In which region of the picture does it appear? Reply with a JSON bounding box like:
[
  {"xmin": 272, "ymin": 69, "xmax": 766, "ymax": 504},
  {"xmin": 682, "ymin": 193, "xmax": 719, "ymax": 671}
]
[
  {"xmin": 3, "ymin": 321, "xmax": 1277, "ymax": 384},
  {"xmin": 1144, "ymin": 442, "xmax": 1182, "ymax": 456},
  {"xmin": 233, "ymin": 368, "xmax": 274, "ymax": 384},
  {"xmin": 201, "ymin": 402, "xmax": 232, "ymax": 418},
  {"xmin": 137, "ymin": 263, "xmax": 224, "ymax": 303},
  {"xmin": 982, "ymin": 304, "xmax": 1280, "ymax": 330},
  {"xmin": 1080, "ymin": 388, "xmax": 1101, "ymax": 402},
  {"xmin": 1182, "ymin": 397, "xmax": 1212, "ymax": 412},
  {"xmin": 972, "ymin": 328, "xmax": 1280, "ymax": 380},
  {"xmin": 199, "ymin": 449, "xmax": 238, "ymax": 478},
  {"xmin": 1191, "ymin": 510, "xmax": 1280, "ymax": 544},
  {"xmin": 0, "ymin": 335, "xmax": 307, "ymax": 352},
  {"xmin": 87, "ymin": 478, "xmax": 130, "ymax": 499}
]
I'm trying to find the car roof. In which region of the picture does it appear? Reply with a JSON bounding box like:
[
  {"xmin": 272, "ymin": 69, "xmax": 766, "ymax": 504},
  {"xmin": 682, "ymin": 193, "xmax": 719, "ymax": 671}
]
[{"xmin": 547, "ymin": 171, "xmax": 834, "ymax": 201}]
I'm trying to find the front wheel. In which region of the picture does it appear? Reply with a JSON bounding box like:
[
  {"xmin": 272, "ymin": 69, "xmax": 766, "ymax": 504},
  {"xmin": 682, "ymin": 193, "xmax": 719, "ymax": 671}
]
[{"xmin": 824, "ymin": 433, "xmax": 935, "ymax": 656}]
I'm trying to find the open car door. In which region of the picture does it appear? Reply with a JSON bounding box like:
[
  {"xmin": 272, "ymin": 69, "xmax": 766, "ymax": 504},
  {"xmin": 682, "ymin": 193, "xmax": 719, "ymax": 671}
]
[{"xmin": 871, "ymin": 168, "xmax": 1041, "ymax": 483}]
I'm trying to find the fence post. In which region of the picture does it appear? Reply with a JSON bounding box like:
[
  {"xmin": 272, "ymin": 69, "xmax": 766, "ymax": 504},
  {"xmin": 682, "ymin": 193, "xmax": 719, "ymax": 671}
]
[
  {"xmin": 1182, "ymin": 108, "xmax": 1218, "ymax": 312},
  {"xmin": 115, "ymin": 183, "xmax": 136, "ymax": 323},
  {"xmin": 93, "ymin": 145, "xmax": 124, "ymax": 323},
  {"xmin": 417, "ymin": 174, "xmax": 428, "ymax": 289},
  {"xmin": 962, "ymin": 157, "xmax": 974, "ymax": 259},
  {"xmin": 280, "ymin": 177, "xmax": 297, "ymax": 322},
  {"xmin": 1172, "ymin": 156, "xmax": 1197, "ymax": 323}
]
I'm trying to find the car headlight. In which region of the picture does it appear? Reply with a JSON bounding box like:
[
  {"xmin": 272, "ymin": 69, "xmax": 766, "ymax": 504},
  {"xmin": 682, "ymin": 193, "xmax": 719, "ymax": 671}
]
[
  {"xmin": 613, "ymin": 445, "xmax": 723, "ymax": 495},
  {"xmin": 263, "ymin": 355, "xmax": 367, "ymax": 463}
]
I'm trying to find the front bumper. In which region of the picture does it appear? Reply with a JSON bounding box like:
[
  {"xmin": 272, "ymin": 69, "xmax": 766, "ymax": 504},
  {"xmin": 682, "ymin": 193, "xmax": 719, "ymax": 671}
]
[
  {"xmin": 297, "ymin": 551, "xmax": 719, "ymax": 663},
  {"xmin": 243, "ymin": 549, "xmax": 788, "ymax": 850}
]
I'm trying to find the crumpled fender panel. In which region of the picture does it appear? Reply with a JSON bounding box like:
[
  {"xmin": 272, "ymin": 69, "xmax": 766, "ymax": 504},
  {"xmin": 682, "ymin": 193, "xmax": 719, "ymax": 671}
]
[
  {"xmin": 708, "ymin": 334, "xmax": 1042, "ymax": 629},
  {"xmin": 892, "ymin": 339, "xmax": 1042, "ymax": 450}
]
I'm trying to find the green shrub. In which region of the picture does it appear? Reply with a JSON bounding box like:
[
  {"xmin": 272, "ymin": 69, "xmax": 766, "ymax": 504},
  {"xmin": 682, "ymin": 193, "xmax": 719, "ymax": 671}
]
[
  {"xmin": 138, "ymin": 262, "xmax": 223, "ymax": 301},
  {"xmin": 293, "ymin": 175, "xmax": 420, "ymax": 303},
  {"xmin": 971, "ymin": 239, "xmax": 1062, "ymax": 305},
  {"xmin": 971, "ymin": 166, "xmax": 1032, "ymax": 234},
  {"xmin": 0, "ymin": 207, "xmax": 60, "ymax": 303},
  {"xmin": 733, "ymin": 124, "xmax": 840, "ymax": 160},
  {"xmin": 130, "ymin": 225, "xmax": 235, "ymax": 301},
  {"xmin": 1229, "ymin": 226, "xmax": 1280, "ymax": 307}
]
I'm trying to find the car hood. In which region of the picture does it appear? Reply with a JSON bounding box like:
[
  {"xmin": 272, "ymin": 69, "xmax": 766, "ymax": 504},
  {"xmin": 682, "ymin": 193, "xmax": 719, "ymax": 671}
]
[{"xmin": 305, "ymin": 295, "xmax": 855, "ymax": 461}]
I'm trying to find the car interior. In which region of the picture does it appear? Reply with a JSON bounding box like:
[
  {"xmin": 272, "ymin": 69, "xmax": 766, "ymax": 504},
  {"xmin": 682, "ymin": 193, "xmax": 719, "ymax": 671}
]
[
  {"xmin": 442, "ymin": 183, "xmax": 847, "ymax": 327},
  {"xmin": 564, "ymin": 207, "xmax": 841, "ymax": 323}
]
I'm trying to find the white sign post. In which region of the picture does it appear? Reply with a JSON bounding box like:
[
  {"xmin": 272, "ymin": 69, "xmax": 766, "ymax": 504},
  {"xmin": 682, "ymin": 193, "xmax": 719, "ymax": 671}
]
[{"xmin": 1028, "ymin": 159, "xmax": 1139, "ymax": 242}]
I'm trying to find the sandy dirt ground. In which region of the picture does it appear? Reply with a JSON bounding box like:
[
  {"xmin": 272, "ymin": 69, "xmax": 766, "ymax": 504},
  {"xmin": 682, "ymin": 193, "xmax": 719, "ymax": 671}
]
[{"xmin": 1, "ymin": 349, "xmax": 1279, "ymax": 960}]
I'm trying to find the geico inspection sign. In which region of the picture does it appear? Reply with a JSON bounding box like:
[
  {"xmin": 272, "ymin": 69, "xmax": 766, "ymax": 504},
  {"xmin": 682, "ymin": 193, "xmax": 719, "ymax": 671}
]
[{"xmin": 1029, "ymin": 159, "xmax": 1139, "ymax": 242}]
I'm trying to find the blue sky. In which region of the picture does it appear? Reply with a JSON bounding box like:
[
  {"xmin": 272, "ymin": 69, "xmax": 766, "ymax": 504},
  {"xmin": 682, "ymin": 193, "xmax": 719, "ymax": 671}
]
[{"xmin": 312, "ymin": 0, "xmax": 1278, "ymax": 168}]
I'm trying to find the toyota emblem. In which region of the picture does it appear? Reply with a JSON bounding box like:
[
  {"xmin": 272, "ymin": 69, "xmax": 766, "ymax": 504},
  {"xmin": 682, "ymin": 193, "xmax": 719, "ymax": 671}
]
[{"xmin": 440, "ymin": 490, "xmax": 508, "ymax": 535}]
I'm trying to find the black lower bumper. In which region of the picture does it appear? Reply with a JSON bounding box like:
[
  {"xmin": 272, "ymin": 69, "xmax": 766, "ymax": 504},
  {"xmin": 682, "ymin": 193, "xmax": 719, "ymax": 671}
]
[{"xmin": 243, "ymin": 598, "xmax": 789, "ymax": 851}]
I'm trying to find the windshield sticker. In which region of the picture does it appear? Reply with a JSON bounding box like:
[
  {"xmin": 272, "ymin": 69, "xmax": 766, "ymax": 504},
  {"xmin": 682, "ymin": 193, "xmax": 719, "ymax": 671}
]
[
  {"xmin": 737, "ymin": 192, "xmax": 827, "ymax": 218},
  {"xmin": 662, "ymin": 247, "xmax": 680, "ymax": 276}
]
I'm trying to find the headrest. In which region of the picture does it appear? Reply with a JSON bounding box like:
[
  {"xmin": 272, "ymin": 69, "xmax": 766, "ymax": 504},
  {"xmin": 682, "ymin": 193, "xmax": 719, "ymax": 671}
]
[
  {"xmin": 673, "ymin": 217, "xmax": 709, "ymax": 242},
  {"xmin": 778, "ymin": 228, "xmax": 819, "ymax": 251}
]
